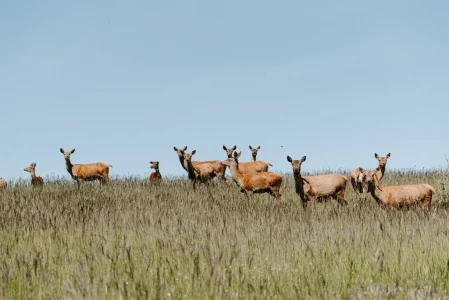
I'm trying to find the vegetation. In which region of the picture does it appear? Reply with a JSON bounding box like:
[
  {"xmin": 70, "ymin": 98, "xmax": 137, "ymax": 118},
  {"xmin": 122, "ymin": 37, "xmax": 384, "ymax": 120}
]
[{"xmin": 1, "ymin": 170, "xmax": 449, "ymax": 299}]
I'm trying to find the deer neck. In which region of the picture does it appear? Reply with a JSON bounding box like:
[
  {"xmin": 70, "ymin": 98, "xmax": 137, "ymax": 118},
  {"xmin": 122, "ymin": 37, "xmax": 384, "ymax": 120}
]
[
  {"xmin": 251, "ymin": 155, "xmax": 257, "ymax": 162},
  {"xmin": 292, "ymin": 172, "xmax": 306, "ymax": 197},
  {"xmin": 65, "ymin": 157, "xmax": 74, "ymax": 177},
  {"xmin": 155, "ymin": 168, "xmax": 161, "ymax": 177},
  {"xmin": 228, "ymin": 163, "xmax": 245, "ymax": 186},
  {"xmin": 374, "ymin": 165, "xmax": 386, "ymax": 180},
  {"xmin": 29, "ymin": 170, "xmax": 37, "ymax": 179},
  {"xmin": 185, "ymin": 160, "xmax": 197, "ymax": 179},
  {"xmin": 177, "ymin": 156, "xmax": 188, "ymax": 172}
]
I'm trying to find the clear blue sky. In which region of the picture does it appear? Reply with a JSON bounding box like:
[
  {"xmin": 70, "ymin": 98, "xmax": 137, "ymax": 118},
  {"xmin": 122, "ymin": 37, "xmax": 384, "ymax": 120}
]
[{"xmin": 1, "ymin": 0, "xmax": 449, "ymax": 180}]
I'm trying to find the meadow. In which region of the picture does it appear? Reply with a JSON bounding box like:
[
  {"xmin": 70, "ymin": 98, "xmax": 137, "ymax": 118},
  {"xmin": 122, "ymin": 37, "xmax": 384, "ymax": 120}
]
[{"xmin": 1, "ymin": 170, "xmax": 449, "ymax": 299}]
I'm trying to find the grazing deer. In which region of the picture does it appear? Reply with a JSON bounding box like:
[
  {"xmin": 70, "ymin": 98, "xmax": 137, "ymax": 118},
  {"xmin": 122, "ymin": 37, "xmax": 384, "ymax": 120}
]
[
  {"xmin": 249, "ymin": 145, "xmax": 260, "ymax": 161},
  {"xmin": 222, "ymin": 145, "xmax": 272, "ymax": 174},
  {"xmin": 174, "ymin": 146, "xmax": 226, "ymax": 182},
  {"xmin": 149, "ymin": 161, "xmax": 162, "ymax": 182},
  {"xmin": 23, "ymin": 163, "xmax": 44, "ymax": 186},
  {"xmin": 0, "ymin": 178, "xmax": 7, "ymax": 190},
  {"xmin": 222, "ymin": 151, "xmax": 282, "ymax": 199},
  {"xmin": 350, "ymin": 153, "xmax": 391, "ymax": 200},
  {"xmin": 60, "ymin": 148, "xmax": 112, "ymax": 185},
  {"xmin": 287, "ymin": 155, "xmax": 347, "ymax": 206},
  {"xmin": 360, "ymin": 169, "xmax": 434, "ymax": 209}
]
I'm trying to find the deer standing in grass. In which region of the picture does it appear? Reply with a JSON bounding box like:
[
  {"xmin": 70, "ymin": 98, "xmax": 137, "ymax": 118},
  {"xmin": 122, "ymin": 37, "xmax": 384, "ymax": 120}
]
[
  {"xmin": 23, "ymin": 163, "xmax": 44, "ymax": 186},
  {"xmin": 222, "ymin": 151, "xmax": 282, "ymax": 199},
  {"xmin": 149, "ymin": 161, "xmax": 162, "ymax": 182},
  {"xmin": 222, "ymin": 145, "xmax": 272, "ymax": 174},
  {"xmin": 287, "ymin": 156, "xmax": 347, "ymax": 207},
  {"xmin": 359, "ymin": 169, "xmax": 434, "ymax": 209},
  {"xmin": 60, "ymin": 148, "xmax": 112, "ymax": 185},
  {"xmin": 182, "ymin": 150, "xmax": 204, "ymax": 189},
  {"xmin": 174, "ymin": 146, "xmax": 226, "ymax": 182},
  {"xmin": 350, "ymin": 153, "xmax": 391, "ymax": 200},
  {"xmin": 0, "ymin": 178, "xmax": 6, "ymax": 190}
]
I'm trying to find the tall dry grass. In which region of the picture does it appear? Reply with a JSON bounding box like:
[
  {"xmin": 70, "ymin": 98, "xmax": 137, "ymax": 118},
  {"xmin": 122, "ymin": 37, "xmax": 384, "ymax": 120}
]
[{"xmin": 1, "ymin": 170, "xmax": 449, "ymax": 299}]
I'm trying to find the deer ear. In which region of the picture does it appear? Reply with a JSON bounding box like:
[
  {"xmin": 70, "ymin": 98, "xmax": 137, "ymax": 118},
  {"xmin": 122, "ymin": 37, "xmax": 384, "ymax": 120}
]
[
  {"xmin": 386, "ymin": 153, "xmax": 391, "ymax": 158},
  {"xmin": 375, "ymin": 153, "xmax": 379, "ymax": 159},
  {"xmin": 234, "ymin": 151, "xmax": 242, "ymax": 159},
  {"xmin": 33, "ymin": 163, "xmax": 36, "ymax": 167},
  {"xmin": 70, "ymin": 149, "xmax": 75, "ymax": 154},
  {"xmin": 287, "ymin": 156, "xmax": 292, "ymax": 163},
  {"xmin": 249, "ymin": 146, "xmax": 252, "ymax": 150},
  {"xmin": 60, "ymin": 148, "xmax": 64, "ymax": 153},
  {"xmin": 183, "ymin": 146, "xmax": 188, "ymax": 151},
  {"xmin": 358, "ymin": 167, "xmax": 364, "ymax": 172},
  {"xmin": 174, "ymin": 147, "xmax": 178, "ymax": 151},
  {"xmin": 192, "ymin": 150, "xmax": 196, "ymax": 155},
  {"xmin": 150, "ymin": 161, "xmax": 154, "ymax": 164},
  {"xmin": 232, "ymin": 145, "xmax": 236, "ymax": 150},
  {"xmin": 301, "ymin": 156, "xmax": 306, "ymax": 163},
  {"xmin": 257, "ymin": 146, "xmax": 260, "ymax": 149},
  {"xmin": 223, "ymin": 145, "xmax": 227, "ymax": 150}
]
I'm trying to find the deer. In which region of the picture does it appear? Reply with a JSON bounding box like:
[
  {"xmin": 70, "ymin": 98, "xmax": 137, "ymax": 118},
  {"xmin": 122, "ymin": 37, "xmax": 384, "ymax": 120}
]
[
  {"xmin": 0, "ymin": 178, "xmax": 7, "ymax": 189},
  {"xmin": 23, "ymin": 163, "xmax": 44, "ymax": 186},
  {"xmin": 182, "ymin": 150, "xmax": 208, "ymax": 189},
  {"xmin": 149, "ymin": 161, "xmax": 162, "ymax": 182},
  {"xmin": 174, "ymin": 146, "xmax": 226, "ymax": 182},
  {"xmin": 222, "ymin": 145, "xmax": 272, "ymax": 174},
  {"xmin": 350, "ymin": 153, "xmax": 391, "ymax": 200},
  {"xmin": 222, "ymin": 151, "xmax": 282, "ymax": 199},
  {"xmin": 359, "ymin": 169, "xmax": 434, "ymax": 209},
  {"xmin": 60, "ymin": 148, "xmax": 112, "ymax": 185},
  {"xmin": 287, "ymin": 155, "xmax": 347, "ymax": 207}
]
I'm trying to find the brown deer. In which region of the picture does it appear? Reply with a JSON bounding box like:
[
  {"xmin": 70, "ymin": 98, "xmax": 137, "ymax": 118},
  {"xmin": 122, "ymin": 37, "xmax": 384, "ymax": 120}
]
[
  {"xmin": 360, "ymin": 169, "xmax": 434, "ymax": 209},
  {"xmin": 23, "ymin": 163, "xmax": 44, "ymax": 186},
  {"xmin": 149, "ymin": 161, "xmax": 162, "ymax": 182},
  {"xmin": 182, "ymin": 150, "xmax": 206, "ymax": 189},
  {"xmin": 174, "ymin": 146, "xmax": 226, "ymax": 182},
  {"xmin": 249, "ymin": 145, "xmax": 260, "ymax": 161},
  {"xmin": 0, "ymin": 178, "xmax": 7, "ymax": 189},
  {"xmin": 222, "ymin": 145, "xmax": 272, "ymax": 174},
  {"xmin": 60, "ymin": 148, "xmax": 112, "ymax": 185},
  {"xmin": 287, "ymin": 155, "xmax": 347, "ymax": 207},
  {"xmin": 350, "ymin": 153, "xmax": 391, "ymax": 200},
  {"xmin": 222, "ymin": 151, "xmax": 282, "ymax": 199}
]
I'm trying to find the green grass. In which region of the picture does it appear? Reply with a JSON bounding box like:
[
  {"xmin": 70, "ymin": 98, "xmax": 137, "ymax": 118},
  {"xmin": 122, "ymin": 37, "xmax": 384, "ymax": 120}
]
[{"xmin": 1, "ymin": 171, "xmax": 449, "ymax": 299}]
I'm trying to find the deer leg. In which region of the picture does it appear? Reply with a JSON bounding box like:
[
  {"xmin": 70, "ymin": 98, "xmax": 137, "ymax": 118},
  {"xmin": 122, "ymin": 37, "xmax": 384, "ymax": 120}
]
[
  {"xmin": 337, "ymin": 187, "xmax": 348, "ymax": 206},
  {"xmin": 216, "ymin": 171, "xmax": 226, "ymax": 183},
  {"xmin": 350, "ymin": 176, "xmax": 358, "ymax": 191},
  {"xmin": 76, "ymin": 178, "xmax": 84, "ymax": 188}
]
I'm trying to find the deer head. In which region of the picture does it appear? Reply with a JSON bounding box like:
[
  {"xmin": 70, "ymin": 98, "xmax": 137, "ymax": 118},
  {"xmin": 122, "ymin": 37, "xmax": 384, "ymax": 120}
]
[
  {"xmin": 150, "ymin": 161, "xmax": 159, "ymax": 170},
  {"xmin": 374, "ymin": 153, "xmax": 391, "ymax": 168},
  {"xmin": 24, "ymin": 163, "xmax": 37, "ymax": 174},
  {"xmin": 249, "ymin": 145, "xmax": 260, "ymax": 161},
  {"xmin": 223, "ymin": 145, "xmax": 237, "ymax": 158},
  {"xmin": 287, "ymin": 155, "xmax": 307, "ymax": 175}
]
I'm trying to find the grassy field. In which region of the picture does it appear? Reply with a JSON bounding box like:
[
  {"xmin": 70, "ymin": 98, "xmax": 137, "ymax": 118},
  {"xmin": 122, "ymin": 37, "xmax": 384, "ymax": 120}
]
[{"xmin": 1, "ymin": 170, "xmax": 449, "ymax": 299}]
